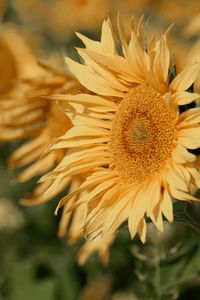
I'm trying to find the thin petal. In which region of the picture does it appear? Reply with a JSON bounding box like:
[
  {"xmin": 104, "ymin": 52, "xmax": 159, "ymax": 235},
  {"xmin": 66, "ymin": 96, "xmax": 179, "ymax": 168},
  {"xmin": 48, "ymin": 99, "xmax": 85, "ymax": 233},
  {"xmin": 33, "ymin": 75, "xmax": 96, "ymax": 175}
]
[
  {"xmin": 150, "ymin": 209, "xmax": 164, "ymax": 232},
  {"xmin": 178, "ymin": 107, "xmax": 200, "ymax": 126},
  {"xmin": 80, "ymin": 49, "xmax": 143, "ymax": 84},
  {"xmin": 178, "ymin": 127, "xmax": 200, "ymax": 149},
  {"xmin": 170, "ymin": 63, "xmax": 200, "ymax": 92},
  {"xmin": 172, "ymin": 144, "xmax": 196, "ymax": 163},
  {"xmin": 169, "ymin": 187, "xmax": 200, "ymax": 202},
  {"xmin": 101, "ymin": 18, "xmax": 115, "ymax": 54},
  {"xmin": 187, "ymin": 167, "xmax": 200, "ymax": 188},
  {"xmin": 137, "ymin": 218, "xmax": 147, "ymax": 243},
  {"xmin": 153, "ymin": 35, "xmax": 170, "ymax": 85},
  {"xmin": 50, "ymin": 93, "xmax": 117, "ymax": 111},
  {"xmin": 76, "ymin": 32, "xmax": 102, "ymax": 53},
  {"xmin": 160, "ymin": 189, "xmax": 173, "ymax": 222},
  {"xmin": 77, "ymin": 50, "xmax": 128, "ymax": 92},
  {"xmin": 128, "ymin": 30, "xmax": 149, "ymax": 81},
  {"xmin": 172, "ymin": 91, "xmax": 200, "ymax": 105},
  {"xmin": 65, "ymin": 57, "xmax": 125, "ymax": 97},
  {"xmin": 165, "ymin": 167, "xmax": 189, "ymax": 192}
]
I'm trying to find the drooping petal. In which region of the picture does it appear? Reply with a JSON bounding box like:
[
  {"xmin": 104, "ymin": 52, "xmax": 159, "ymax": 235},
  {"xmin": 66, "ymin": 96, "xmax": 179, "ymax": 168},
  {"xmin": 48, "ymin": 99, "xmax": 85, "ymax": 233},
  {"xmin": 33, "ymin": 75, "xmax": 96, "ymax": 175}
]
[
  {"xmin": 78, "ymin": 233, "xmax": 115, "ymax": 265},
  {"xmin": 150, "ymin": 208, "xmax": 164, "ymax": 232},
  {"xmin": 137, "ymin": 218, "xmax": 147, "ymax": 243},
  {"xmin": 17, "ymin": 152, "xmax": 56, "ymax": 182},
  {"xmin": 128, "ymin": 184, "xmax": 148, "ymax": 239},
  {"xmin": 160, "ymin": 189, "xmax": 173, "ymax": 222}
]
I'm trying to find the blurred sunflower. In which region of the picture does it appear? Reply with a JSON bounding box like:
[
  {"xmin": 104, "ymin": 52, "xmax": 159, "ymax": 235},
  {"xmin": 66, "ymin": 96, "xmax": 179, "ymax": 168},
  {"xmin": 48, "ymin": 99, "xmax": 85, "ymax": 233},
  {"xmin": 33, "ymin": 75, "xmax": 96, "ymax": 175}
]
[
  {"xmin": 0, "ymin": 0, "xmax": 5, "ymax": 19},
  {"xmin": 0, "ymin": 26, "xmax": 47, "ymax": 142},
  {"xmin": 177, "ymin": 14, "xmax": 200, "ymax": 92},
  {"xmin": 170, "ymin": 14, "xmax": 200, "ymax": 97},
  {"xmin": 8, "ymin": 70, "xmax": 81, "ymax": 204},
  {"xmin": 0, "ymin": 27, "xmax": 82, "ymax": 204},
  {"xmin": 48, "ymin": 0, "xmax": 109, "ymax": 38},
  {"xmin": 183, "ymin": 13, "xmax": 200, "ymax": 37},
  {"xmin": 12, "ymin": 0, "xmax": 109, "ymax": 40},
  {"xmin": 150, "ymin": 0, "xmax": 200, "ymax": 23},
  {"xmin": 40, "ymin": 18, "xmax": 200, "ymax": 263},
  {"xmin": 0, "ymin": 26, "xmax": 40, "ymax": 98}
]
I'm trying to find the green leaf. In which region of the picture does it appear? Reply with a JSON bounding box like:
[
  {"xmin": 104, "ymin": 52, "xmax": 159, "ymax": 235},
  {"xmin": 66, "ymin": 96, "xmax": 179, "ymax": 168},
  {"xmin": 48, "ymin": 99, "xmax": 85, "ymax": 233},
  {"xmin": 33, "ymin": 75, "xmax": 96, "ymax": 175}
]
[
  {"xmin": 10, "ymin": 262, "xmax": 55, "ymax": 300},
  {"xmin": 173, "ymin": 202, "xmax": 200, "ymax": 234}
]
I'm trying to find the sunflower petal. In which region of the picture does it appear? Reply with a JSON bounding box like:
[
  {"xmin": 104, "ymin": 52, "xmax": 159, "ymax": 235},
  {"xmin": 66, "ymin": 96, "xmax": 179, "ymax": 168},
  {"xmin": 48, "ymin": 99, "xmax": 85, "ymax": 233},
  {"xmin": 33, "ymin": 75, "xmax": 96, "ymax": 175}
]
[
  {"xmin": 170, "ymin": 63, "xmax": 200, "ymax": 92},
  {"xmin": 173, "ymin": 91, "xmax": 200, "ymax": 105}
]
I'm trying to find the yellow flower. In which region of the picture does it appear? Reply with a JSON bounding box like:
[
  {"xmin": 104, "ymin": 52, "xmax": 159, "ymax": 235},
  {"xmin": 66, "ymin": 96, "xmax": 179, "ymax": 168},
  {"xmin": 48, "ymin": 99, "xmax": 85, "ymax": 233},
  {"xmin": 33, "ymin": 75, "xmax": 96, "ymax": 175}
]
[
  {"xmin": 0, "ymin": 29, "xmax": 81, "ymax": 204},
  {"xmin": 151, "ymin": 0, "xmax": 200, "ymax": 22},
  {"xmin": 177, "ymin": 15, "xmax": 200, "ymax": 93},
  {"xmin": 0, "ymin": 26, "xmax": 39, "ymax": 97},
  {"xmin": 13, "ymin": 0, "xmax": 109, "ymax": 40},
  {"xmin": 41, "ymin": 19, "xmax": 200, "ymax": 263},
  {"xmin": 183, "ymin": 14, "xmax": 200, "ymax": 37},
  {"xmin": 48, "ymin": 0, "xmax": 109, "ymax": 38}
]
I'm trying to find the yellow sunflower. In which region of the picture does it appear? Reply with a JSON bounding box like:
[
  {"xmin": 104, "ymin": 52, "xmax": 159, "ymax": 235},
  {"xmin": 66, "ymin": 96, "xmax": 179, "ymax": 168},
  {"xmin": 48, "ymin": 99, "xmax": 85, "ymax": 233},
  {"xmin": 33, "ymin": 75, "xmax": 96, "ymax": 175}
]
[
  {"xmin": 13, "ymin": 0, "xmax": 109, "ymax": 40},
  {"xmin": 178, "ymin": 15, "xmax": 200, "ymax": 93},
  {"xmin": 0, "ymin": 26, "xmax": 40, "ymax": 98},
  {"xmin": 183, "ymin": 14, "xmax": 200, "ymax": 37},
  {"xmin": 0, "ymin": 35, "xmax": 81, "ymax": 204},
  {"xmin": 49, "ymin": 0, "xmax": 109, "ymax": 38},
  {"xmin": 41, "ymin": 18, "xmax": 200, "ymax": 263},
  {"xmin": 150, "ymin": 0, "xmax": 200, "ymax": 23}
]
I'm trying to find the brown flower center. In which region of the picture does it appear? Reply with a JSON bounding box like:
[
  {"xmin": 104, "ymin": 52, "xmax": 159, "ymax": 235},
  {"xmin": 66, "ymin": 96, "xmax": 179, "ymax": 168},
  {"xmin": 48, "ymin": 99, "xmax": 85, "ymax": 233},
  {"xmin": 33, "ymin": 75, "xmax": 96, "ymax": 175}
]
[{"xmin": 110, "ymin": 85, "xmax": 176, "ymax": 184}]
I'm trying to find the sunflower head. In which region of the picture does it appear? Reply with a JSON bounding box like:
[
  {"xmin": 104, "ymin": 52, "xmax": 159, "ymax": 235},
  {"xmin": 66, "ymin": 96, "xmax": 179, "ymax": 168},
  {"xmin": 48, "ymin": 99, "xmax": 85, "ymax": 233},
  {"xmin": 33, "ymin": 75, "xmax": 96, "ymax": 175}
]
[
  {"xmin": 0, "ymin": 42, "xmax": 82, "ymax": 207},
  {"xmin": 39, "ymin": 18, "xmax": 200, "ymax": 263},
  {"xmin": 0, "ymin": 27, "xmax": 41, "ymax": 96}
]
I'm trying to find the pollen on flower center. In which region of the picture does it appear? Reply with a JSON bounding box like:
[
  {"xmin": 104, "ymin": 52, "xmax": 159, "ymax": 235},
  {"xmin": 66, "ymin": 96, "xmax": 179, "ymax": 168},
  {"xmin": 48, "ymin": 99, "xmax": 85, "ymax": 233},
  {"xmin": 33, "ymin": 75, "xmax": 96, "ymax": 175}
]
[
  {"xmin": 110, "ymin": 85, "xmax": 177, "ymax": 184},
  {"xmin": 129, "ymin": 118, "xmax": 151, "ymax": 146}
]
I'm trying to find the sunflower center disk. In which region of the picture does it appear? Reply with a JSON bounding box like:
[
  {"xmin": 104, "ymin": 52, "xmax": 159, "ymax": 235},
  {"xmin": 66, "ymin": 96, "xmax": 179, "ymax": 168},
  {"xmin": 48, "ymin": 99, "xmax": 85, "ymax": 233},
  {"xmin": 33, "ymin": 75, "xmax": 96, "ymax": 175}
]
[{"xmin": 110, "ymin": 85, "xmax": 176, "ymax": 184}]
